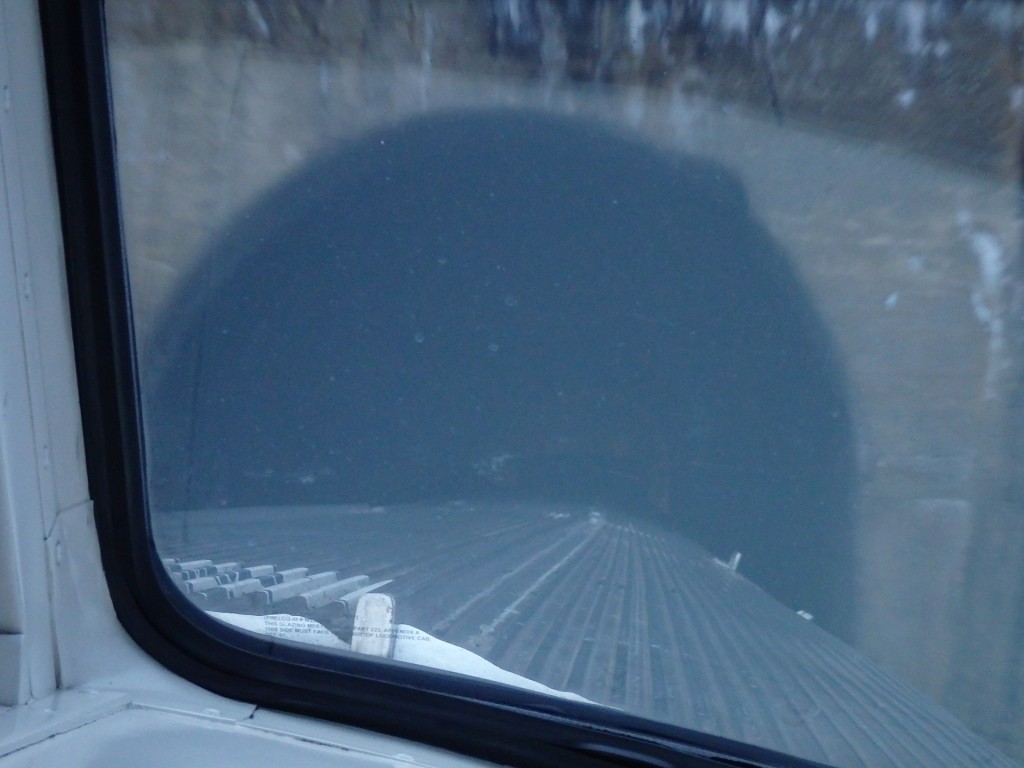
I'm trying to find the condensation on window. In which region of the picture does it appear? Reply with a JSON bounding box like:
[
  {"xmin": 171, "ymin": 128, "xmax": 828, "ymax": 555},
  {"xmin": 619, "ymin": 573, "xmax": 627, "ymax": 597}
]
[{"xmin": 107, "ymin": 3, "xmax": 1024, "ymax": 767}]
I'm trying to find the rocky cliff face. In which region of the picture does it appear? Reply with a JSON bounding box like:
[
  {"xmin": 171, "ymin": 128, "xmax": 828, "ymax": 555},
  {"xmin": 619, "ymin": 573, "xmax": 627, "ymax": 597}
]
[{"xmin": 108, "ymin": 0, "xmax": 1024, "ymax": 175}]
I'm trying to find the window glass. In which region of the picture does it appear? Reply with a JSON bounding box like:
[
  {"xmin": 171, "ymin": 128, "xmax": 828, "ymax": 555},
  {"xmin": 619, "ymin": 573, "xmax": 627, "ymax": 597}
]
[{"xmin": 106, "ymin": 2, "xmax": 1024, "ymax": 766}]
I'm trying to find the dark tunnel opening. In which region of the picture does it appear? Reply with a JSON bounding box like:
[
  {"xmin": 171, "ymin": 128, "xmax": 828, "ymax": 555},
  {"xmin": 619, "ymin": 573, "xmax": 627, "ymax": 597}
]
[{"xmin": 143, "ymin": 109, "xmax": 857, "ymax": 636}]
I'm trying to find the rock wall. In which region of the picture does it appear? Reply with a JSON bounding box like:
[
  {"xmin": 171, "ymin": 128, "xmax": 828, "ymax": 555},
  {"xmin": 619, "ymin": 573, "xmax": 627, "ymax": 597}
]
[{"xmin": 109, "ymin": 0, "xmax": 1024, "ymax": 173}]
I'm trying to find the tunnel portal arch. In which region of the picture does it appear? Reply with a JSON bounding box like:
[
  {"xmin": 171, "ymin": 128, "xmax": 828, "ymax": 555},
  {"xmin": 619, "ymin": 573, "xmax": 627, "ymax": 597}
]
[{"xmin": 144, "ymin": 110, "xmax": 856, "ymax": 634}]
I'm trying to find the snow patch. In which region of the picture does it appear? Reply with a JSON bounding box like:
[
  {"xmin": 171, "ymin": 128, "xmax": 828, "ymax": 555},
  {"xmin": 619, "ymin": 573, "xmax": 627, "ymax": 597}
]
[
  {"xmin": 393, "ymin": 624, "xmax": 589, "ymax": 702},
  {"xmin": 717, "ymin": 0, "xmax": 751, "ymax": 41},
  {"xmin": 627, "ymin": 0, "xmax": 648, "ymax": 55},
  {"xmin": 959, "ymin": 210, "xmax": 1010, "ymax": 399},
  {"xmin": 864, "ymin": 9, "xmax": 880, "ymax": 43},
  {"xmin": 504, "ymin": 0, "xmax": 524, "ymax": 32},
  {"xmin": 899, "ymin": 0, "xmax": 928, "ymax": 55},
  {"xmin": 763, "ymin": 6, "xmax": 785, "ymax": 46},
  {"xmin": 966, "ymin": 231, "xmax": 1004, "ymax": 298},
  {"xmin": 244, "ymin": 0, "xmax": 270, "ymax": 40},
  {"xmin": 1010, "ymin": 85, "xmax": 1024, "ymax": 114}
]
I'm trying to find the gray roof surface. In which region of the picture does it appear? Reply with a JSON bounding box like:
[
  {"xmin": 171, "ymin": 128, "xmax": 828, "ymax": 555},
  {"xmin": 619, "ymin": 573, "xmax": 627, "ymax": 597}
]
[{"xmin": 156, "ymin": 502, "xmax": 1019, "ymax": 768}]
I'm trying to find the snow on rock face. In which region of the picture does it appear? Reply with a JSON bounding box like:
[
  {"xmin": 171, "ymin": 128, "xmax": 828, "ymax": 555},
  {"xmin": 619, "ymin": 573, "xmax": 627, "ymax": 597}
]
[
  {"xmin": 958, "ymin": 209, "xmax": 1011, "ymax": 399},
  {"xmin": 896, "ymin": 88, "xmax": 917, "ymax": 109},
  {"xmin": 899, "ymin": 0, "xmax": 928, "ymax": 55},
  {"xmin": 763, "ymin": 5, "xmax": 785, "ymax": 46},
  {"xmin": 720, "ymin": 0, "xmax": 753, "ymax": 40},
  {"xmin": 627, "ymin": 0, "xmax": 648, "ymax": 55},
  {"xmin": 972, "ymin": 231, "xmax": 1005, "ymax": 299},
  {"xmin": 1010, "ymin": 85, "xmax": 1024, "ymax": 113},
  {"xmin": 959, "ymin": 209, "xmax": 1007, "ymax": 299},
  {"xmin": 864, "ymin": 7, "xmax": 880, "ymax": 43}
]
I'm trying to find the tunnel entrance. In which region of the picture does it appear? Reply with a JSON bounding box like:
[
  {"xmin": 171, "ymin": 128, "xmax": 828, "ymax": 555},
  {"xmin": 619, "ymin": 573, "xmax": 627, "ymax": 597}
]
[{"xmin": 145, "ymin": 110, "xmax": 855, "ymax": 634}]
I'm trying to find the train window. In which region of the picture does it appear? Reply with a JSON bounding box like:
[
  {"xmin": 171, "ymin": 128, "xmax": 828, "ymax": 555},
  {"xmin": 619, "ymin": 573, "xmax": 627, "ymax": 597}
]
[{"xmin": 61, "ymin": 1, "xmax": 1024, "ymax": 766}]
